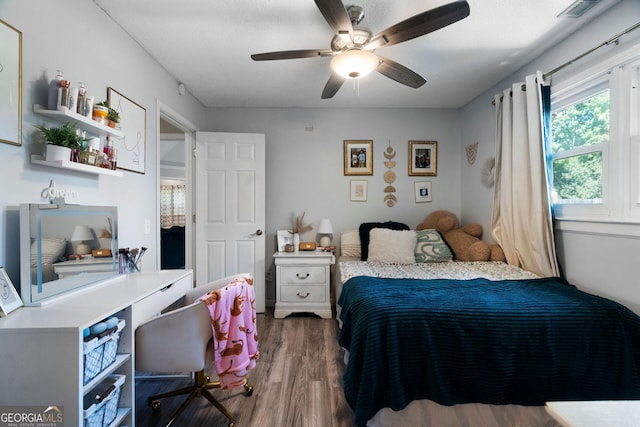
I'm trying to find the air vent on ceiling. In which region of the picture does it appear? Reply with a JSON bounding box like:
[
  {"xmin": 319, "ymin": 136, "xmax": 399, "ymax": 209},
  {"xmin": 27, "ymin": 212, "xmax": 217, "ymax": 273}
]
[{"xmin": 558, "ymin": 0, "xmax": 600, "ymax": 18}]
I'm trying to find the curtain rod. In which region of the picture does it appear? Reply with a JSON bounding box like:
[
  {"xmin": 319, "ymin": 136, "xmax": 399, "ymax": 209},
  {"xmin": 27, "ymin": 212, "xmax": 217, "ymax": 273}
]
[
  {"xmin": 543, "ymin": 20, "xmax": 640, "ymax": 80},
  {"xmin": 492, "ymin": 20, "xmax": 640, "ymax": 106}
]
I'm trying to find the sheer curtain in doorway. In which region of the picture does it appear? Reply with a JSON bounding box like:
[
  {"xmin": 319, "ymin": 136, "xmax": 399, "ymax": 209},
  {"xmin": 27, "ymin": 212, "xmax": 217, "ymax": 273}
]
[{"xmin": 160, "ymin": 183, "xmax": 186, "ymax": 228}]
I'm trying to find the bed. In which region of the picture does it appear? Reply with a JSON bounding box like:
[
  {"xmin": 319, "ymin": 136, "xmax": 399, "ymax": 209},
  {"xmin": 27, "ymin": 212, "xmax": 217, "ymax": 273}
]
[{"xmin": 335, "ymin": 226, "xmax": 640, "ymax": 427}]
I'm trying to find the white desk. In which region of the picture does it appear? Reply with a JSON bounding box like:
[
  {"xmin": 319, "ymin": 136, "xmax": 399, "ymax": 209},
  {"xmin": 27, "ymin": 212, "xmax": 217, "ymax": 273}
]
[
  {"xmin": 546, "ymin": 400, "xmax": 640, "ymax": 427},
  {"xmin": 0, "ymin": 269, "xmax": 192, "ymax": 427}
]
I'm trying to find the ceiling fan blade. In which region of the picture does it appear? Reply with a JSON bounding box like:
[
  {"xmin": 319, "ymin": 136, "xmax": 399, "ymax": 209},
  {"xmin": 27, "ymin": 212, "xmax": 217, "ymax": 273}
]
[
  {"xmin": 366, "ymin": 0, "xmax": 470, "ymax": 49},
  {"xmin": 314, "ymin": 0, "xmax": 353, "ymax": 36},
  {"xmin": 321, "ymin": 73, "xmax": 345, "ymax": 99},
  {"xmin": 376, "ymin": 56, "xmax": 426, "ymax": 89},
  {"xmin": 251, "ymin": 49, "xmax": 334, "ymax": 61}
]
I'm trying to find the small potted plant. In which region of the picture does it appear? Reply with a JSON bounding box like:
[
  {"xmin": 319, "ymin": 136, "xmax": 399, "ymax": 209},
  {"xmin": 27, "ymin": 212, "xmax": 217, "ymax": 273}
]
[
  {"xmin": 107, "ymin": 106, "xmax": 120, "ymax": 128},
  {"xmin": 34, "ymin": 122, "xmax": 87, "ymax": 162}
]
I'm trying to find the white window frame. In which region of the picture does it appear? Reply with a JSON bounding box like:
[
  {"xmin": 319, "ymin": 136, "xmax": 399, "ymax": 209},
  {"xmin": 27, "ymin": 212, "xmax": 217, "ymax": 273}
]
[
  {"xmin": 550, "ymin": 76, "xmax": 611, "ymax": 219},
  {"xmin": 550, "ymin": 40, "xmax": 640, "ymax": 227}
]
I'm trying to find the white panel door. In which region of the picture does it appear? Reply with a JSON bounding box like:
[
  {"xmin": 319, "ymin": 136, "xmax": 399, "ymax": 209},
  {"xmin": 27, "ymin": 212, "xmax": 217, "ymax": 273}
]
[{"xmin": 195, "ymin": 132, "xmax": 266, "ymax": 312}]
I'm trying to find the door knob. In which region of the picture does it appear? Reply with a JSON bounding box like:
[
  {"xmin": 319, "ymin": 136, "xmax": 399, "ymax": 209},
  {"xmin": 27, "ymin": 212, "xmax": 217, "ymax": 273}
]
[{"xmin": 249, "ymin": 229, "xmax": 263, "ymax": 237}]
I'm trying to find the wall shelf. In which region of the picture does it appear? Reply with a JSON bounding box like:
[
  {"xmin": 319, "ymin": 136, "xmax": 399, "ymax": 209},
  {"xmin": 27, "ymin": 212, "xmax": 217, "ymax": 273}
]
[
  {"xmin": 33, "ymin": 104, "xmax": 124, "ymax": 139},
  {"xmin": 31, "ymin": 154, "xmax": 123, "ymax": 177}
]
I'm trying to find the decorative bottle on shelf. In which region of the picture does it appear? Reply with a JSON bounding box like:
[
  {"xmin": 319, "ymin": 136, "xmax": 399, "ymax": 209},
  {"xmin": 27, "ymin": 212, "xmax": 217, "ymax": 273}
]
[
  {"xmin": 76, "ymin": 82, "xmax": 86, "ymax": 115},
  {"xmin": 47, "ymin": 70, "xmax": 63, "ymax": 110},
  {"xmin": 68, "ymin": 85, "xmax": 79, "ymax": 114},
  {"xmin": 84, "ymin": 96, "xmax": 94, "ymax": 118},
  {"xmin": 57, "ymin": 79, "xmax": 70, "ymax": 110}
]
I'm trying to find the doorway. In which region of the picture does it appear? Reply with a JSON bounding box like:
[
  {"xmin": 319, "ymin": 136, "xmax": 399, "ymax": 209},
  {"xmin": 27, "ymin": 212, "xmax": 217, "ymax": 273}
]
[{"xmin": 158, "ymin": 108, "xmax": 195, "ymax": 274}]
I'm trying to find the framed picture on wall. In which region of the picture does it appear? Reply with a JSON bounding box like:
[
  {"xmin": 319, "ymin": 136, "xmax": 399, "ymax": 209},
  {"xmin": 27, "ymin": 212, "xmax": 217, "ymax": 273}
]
[
  {"xmin": 0, "ymin": 267, "xmax": 22, "ymax": 317},
  {"xmin": 344, "ymin": 140, "xmax": 373, "ymax": 176},
  {"xmin": 108, "ymin": 87, "xmax": 146, "ymax": 174},
  {"xmin": 350, "ymin": 180, "xmax": 368, "ymax": 202},
  {"xmin": 409, "ymin": 140, "xmax": 437, "ymax": 176},
  {"xmin": 0, "ymin": 19, "xmax": 22, "ymax": 146},
  {"xmin": 414, "ymin": 181, "xmax": 433, "ymax": 203}
]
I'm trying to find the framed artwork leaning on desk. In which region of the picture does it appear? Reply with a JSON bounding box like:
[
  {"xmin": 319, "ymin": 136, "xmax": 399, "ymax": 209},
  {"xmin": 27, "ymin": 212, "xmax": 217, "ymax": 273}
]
[{"xmin": 0, "ymin": 268, "xmax": 22, "ymax": 317}]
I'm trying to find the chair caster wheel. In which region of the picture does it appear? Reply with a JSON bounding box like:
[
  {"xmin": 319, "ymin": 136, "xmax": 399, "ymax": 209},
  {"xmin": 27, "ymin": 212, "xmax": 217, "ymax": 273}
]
[
  {"xmin": 149, "ymin": 400, "xmax": 161, "ymax": 410},
  {"xmin": 244, "ymin": 384, "xmax": 254, "ymax": 396}
]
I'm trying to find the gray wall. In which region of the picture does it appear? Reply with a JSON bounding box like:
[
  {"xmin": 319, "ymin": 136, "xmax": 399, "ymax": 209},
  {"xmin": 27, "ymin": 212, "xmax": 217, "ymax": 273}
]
[
  {"xmin": 202, "ymin": 107, "xmax": 462, "ymax": 302},
  {"xmin": 2, "ymin": 0, "xmax": 640, "ymax": 313},
  {"xmin": 0, "ymin": 0, "xmax": 206, "ymax": 282},
  {"xmin": 459, "ymin": 0, "xmax": 640, "ymax": 313}
]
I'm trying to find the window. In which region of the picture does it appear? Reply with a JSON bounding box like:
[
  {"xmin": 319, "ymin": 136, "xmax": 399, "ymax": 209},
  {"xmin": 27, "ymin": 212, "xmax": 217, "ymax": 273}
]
[
  {"xmin": 551, "ymin": 84, "xmax": 609, "ymax": 205},
  {"xmin": 549, "ymin": 44, "xmax": 640, "ymax": 222}
]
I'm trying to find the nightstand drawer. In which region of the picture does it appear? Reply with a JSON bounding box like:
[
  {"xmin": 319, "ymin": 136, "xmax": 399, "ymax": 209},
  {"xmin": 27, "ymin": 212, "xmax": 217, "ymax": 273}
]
[
  {"xmin": 280, "ymin": 266, "xmax": 326, "ymax": 284},
  {"xmin": 280, "ymin": 285, "xmax": 326, "ymax": 303}
]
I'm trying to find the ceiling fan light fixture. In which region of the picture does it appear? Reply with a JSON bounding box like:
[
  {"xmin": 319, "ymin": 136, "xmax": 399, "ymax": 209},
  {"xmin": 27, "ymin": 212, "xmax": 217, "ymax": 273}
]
[{"xmin": 330, "ymin": 49, "xmax": 379, "ymax": 79}]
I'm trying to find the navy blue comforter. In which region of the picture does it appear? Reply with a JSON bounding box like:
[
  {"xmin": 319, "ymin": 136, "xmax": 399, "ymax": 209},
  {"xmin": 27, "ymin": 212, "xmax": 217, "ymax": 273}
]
[{"xmin": 338, "ymin": 276, "xmax": 640, "ymax": 426}]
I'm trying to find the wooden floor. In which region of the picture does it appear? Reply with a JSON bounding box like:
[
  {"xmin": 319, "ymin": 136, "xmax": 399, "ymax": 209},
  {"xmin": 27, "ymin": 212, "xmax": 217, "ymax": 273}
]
[{"xmin": 135, "ymin": 308, "xmax": 561, "ymax": 427}]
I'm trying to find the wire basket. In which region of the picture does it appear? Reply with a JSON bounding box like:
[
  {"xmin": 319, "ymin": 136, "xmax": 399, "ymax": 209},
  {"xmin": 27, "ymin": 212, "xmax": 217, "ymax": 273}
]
[
  {"xmin": 83, "ymin": 374, "xmax": 125, "ymax": 427},
  {"xmin": 83, "ymin": 319, "xmax": 125, "ymax": 384}
]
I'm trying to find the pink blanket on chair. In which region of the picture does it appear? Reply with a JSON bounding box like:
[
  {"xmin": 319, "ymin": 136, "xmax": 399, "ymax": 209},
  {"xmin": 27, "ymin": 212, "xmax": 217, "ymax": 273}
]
[{"xmin": 198, "ymin": 275, "xmax": 259, "ymax": 389}]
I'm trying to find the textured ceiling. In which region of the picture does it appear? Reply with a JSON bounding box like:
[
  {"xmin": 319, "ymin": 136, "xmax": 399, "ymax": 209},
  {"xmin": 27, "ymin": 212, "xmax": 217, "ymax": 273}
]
[{"xmin": 94, "ymin": 0, "xmax": 619, "ymax": 109}]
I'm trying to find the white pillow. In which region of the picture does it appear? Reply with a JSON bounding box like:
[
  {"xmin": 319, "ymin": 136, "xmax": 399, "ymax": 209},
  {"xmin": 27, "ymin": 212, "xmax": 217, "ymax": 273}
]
[
  {"xmin": 31, "ymin": 237, "xmax": 67, "ymax": 266},
  {"xmin": 367, "ymin": 228, "xmax": 416, "ymax": 264},
  {"xmin": 340, "ymin": 229, "xmax": 361, "ymax": 258}
]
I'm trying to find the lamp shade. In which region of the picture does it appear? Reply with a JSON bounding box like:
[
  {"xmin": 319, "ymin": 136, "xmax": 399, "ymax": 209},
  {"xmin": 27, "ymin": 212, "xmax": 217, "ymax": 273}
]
[
  {"xmin": 71, "ymin": 225, "xmax": 93, "ymax": 242},
  {"xmin": 317, "ymin": 218, "xmax": 333, "ymax": 235},
  {"xmin": 317, "ymin": 218, "xmax": 333, "ymax": 247},
  {"xmin": 330, "ymin": 49, "xmax": 379, "ymax": 79},
  {"xmin": 71, "ymin": 225, "xmax": 93, "ymax": 255}
]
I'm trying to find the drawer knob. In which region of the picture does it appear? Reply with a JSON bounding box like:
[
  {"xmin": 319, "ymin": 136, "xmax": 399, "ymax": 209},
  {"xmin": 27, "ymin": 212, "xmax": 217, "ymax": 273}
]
[
  {"xmin": 296, "ymin": 292, "xmax": 310, "ymax": 298},
  {"xmin": 296, "ymin": 273, "xmax": 310, "ymax": 279}
]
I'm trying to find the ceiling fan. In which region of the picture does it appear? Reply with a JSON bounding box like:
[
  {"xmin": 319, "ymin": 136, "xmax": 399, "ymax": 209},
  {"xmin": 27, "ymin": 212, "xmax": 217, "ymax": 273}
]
[{"xmin": 250, "ymin": 0, "xmax": 470, "ymax": 99}]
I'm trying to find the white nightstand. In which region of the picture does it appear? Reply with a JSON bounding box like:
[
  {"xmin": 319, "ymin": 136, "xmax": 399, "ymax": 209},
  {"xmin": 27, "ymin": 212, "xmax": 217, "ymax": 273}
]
[{"xmin": 273, "ymin": 250, "xmax": 335, "ymax": 319}]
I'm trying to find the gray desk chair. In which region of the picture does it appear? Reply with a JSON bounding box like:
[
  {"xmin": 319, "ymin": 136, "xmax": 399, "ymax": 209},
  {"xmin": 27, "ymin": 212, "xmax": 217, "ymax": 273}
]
[{"xmin": 135, "ymin": 274, "xmax": 254, "ymax": 427}]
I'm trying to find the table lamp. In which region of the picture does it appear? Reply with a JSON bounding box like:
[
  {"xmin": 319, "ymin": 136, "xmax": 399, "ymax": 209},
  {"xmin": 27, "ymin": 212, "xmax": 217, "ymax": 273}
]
[
  {"xmin": 317, "ymin": 218, "xmax": 333, "ymax": 247},
  {"xmin": 71, "ymin": 225, "xmax": 93, "ymax": 256}
]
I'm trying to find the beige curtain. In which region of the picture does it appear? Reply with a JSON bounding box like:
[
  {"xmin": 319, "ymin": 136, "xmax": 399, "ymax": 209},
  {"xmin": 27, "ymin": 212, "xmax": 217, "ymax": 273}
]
[
  {"xmin": 160, "ymin": 184, "xmax": 186, "ymax": 228},
  {"xmin": 492, "ymin": 72, "xmax": 559, "ymax": 277}
]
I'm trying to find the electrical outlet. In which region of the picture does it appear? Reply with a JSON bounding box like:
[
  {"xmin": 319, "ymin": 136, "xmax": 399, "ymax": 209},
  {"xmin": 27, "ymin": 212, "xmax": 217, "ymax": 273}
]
[{"xmin": 144, "ymin": 219, "xmax": 151, "ymax": 234}]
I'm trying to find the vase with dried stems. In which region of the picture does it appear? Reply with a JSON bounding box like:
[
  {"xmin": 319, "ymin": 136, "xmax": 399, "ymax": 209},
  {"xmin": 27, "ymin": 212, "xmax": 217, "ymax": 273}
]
[{"xmin": 290, "ymin": 212, "xmax": 312, "ymax": 252}]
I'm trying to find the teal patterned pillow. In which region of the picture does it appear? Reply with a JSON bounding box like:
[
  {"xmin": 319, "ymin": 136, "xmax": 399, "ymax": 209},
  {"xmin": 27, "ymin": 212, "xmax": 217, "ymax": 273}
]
[{"xmin": 415, "ymin": 229, "xmax": 453, "ymax": 263}]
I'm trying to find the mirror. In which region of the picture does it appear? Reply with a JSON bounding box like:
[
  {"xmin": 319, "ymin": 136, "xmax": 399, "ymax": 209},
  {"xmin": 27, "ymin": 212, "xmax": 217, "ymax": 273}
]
[
  {"xmin": 0, "ymin": 19, "xmax": 22, "ymax": 146},
  {"xmin": 20, "ymin": 204, "xmax": 119, "ymax": 305}
]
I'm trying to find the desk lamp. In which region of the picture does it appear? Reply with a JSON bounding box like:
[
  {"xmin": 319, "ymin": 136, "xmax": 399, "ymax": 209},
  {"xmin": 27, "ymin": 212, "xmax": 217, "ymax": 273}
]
[
  {"xmin": 71, "ymin": 225, "xmax": 93, "ymax": 256},
  {"xmin": 317, "ymin": 218, "xmax": 334, "ymax": 247}
]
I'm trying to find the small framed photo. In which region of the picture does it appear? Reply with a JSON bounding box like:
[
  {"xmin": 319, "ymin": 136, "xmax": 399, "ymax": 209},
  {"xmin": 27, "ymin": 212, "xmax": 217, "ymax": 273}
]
[
  {"xmin": 414, "ymin": 181, "xmax": 433, "ymax": 203},
  {"xmin": 344, "ymin": 140, "xmax": 373, "ymax": 176},
  {"xmin": 276, "ymin": 230, "xmax": 292, "ymax": 252},
  {"xmin": 350, "ymin": 180, "xmax": 368, "ymax": 202},
  {"xmin": 0, "ymin": 268, "xmax": 23, "ymax": 317},
  {"xmin": 409, "ymin": 140, "xmax": 437, "ymax": 176}
]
